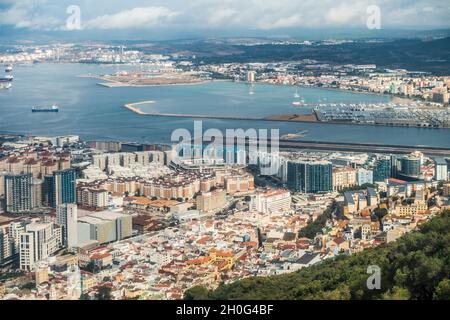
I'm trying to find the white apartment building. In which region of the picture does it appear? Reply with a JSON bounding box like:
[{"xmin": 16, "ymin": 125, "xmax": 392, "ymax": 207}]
[
  {"xmin": 56, "ymin": 204, "xmax": 78, "ymax": 250},
  {"xmin": 434, "ymin": 158, "xmax": 448, "ymax": 181},
  {"xmin": 251, "ymin": 189, "xmax": 291, "ymax": 214},
  {"xmin": 92, "ymin": 154, "xmax": 107, "ymax": 171},
  {"xmin": 19, "ymin": 222, "xmax": 62, "ymax": 271}
]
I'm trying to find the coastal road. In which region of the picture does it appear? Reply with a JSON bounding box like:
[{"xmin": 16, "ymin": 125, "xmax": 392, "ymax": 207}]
[
  {"xmin": 241, "ymin": 139, "xmax": 450, "ymax": 156},
  {"xmin": 278, "ymin": 140, "xmax": 450, "ymax": 156}
]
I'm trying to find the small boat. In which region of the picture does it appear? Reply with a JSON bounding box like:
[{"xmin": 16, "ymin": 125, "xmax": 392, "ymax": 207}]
[
  {"xmin": 249, "ymin": 83, "xmax": 255, "ymax": 95},
  {"xmin": 0, "ymin": 82, "xmax": 11, "ymax": 90},
  {"xmin": 5, "ymin": 64, "xmax": 13, "ymax": 72},
  {"xmin": 0, "ymin": 75, "xmax": 13, "ymax": 82}
]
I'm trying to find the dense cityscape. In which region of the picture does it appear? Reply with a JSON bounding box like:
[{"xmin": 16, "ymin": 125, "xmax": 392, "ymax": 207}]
[
  {"xmin": 0, "ymin": 133, "xmax": 449, "ymax": 300},
  {"xmin": 0, "ymin": 0, "xmax": 449, "ymax": 310}
]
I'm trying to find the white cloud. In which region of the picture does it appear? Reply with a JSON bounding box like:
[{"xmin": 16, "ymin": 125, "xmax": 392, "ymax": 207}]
[
  {"xmin": 325, "ymin": 3, "xmax": 366, "ymax": 25},
  {"xmin": 84, "ymin": 6, "xmax": 178, "ymax": 30},
  {"xmin": 207, "ymin": 8, "xmax": 236, "ymax": 26},
  {"xmin": 0, "ymin": 0, "xmax": 449, "ymax": 32},
  {"xmin": 258, "ymin": 14, "xmax": 303, "ymax": 30},
  {"xmin": 0, "ymin": 0, "xmax": 61, "ymax": 30}
]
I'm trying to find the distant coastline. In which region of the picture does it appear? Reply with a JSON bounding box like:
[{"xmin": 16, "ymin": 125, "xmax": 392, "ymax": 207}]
[
  {"xmin": 97, "ymin": 79, "xmax": 212, "ymax": 88},
  {"xmin": 78, "ymin": 72, "xmax": 213, "ymax": 88}
]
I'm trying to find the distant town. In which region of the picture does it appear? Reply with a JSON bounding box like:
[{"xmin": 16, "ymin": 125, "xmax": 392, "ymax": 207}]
[{"xmin": 0, "ymin": 133, "xmax": 449, "ymax": 300}]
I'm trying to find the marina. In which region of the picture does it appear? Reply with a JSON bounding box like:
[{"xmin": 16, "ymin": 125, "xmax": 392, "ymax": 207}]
[
  {"xmin": 124, "ymin": 99, "xmax": 450, "ymax": 128},
  {"xmin": 313, "ymin": 102, "xmax": 450, "ymax": 128}
]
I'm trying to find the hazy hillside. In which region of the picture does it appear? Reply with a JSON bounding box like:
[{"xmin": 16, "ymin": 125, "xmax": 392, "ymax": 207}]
[{"xmin": 186, "ymin": 37, "xmax": 450, "ymax": 75}]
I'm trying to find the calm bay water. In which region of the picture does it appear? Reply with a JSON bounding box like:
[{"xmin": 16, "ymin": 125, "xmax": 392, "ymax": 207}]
[{"xmin": 0, "ymin": 63, "xmax": 449, "ymax": 148}]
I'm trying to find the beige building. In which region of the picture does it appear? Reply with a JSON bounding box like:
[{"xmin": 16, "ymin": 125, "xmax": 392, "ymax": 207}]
[
  {"xmin": 224, "ymin": 174, "xmax": 254, "ymax": 195},
  {"xmin": 77, "ymin": 187, "xmax": 108, "ymax": 209},
  {"xmin": 78, "ymin": 211, "xmax": 132, "ymax": 245},
  {"xmin": 444, "ymin": 183, "xmax": 450, "ymax": 197},
  {"xmin": 344, "ymin": 188, "xmax": 378, "ymax": 214},
  {"xmin": 361, "ymin": 223, "xmax": 372, "ymax": 240},
  {"xmin": 197, "ymin": 189, "xmax": 227, "ymax": 212},
  {"xmin": 333, "ymin": 167, "xmax": 357, "ymax": 191},
  {"xmin": 35, "ymin": 264, "xmax": 49, "ymax": 285},
  {"xmin": 395, "ymin": 200, "xmax": 428, "ymax": 216}
]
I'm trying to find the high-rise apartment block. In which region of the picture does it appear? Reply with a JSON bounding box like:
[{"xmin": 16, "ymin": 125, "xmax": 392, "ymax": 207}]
[
  {"xmin": 56, "ymin": 204, "xmax": 78, "ymax": 250},
  {"xmin": 4, "ymin": 173, "xmax": 32, "ymax": 213},
  {"xmin": 44, "ymin": 169, "xmax": 76, "ymax": 208},
  {"xmin": 287, "ymin": 161, "xmax": 333, "ymax": 193}
]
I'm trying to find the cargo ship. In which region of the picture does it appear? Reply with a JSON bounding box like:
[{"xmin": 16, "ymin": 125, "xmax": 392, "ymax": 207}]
[{"xmin": 32, "ymin": 105, "xmax": 59, "ymax": 113}]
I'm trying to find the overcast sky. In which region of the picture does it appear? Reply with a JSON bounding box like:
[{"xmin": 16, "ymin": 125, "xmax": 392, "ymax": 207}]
[{"xmin": 0, "ymin": 0, "xmax": 449, "ymax": 39}]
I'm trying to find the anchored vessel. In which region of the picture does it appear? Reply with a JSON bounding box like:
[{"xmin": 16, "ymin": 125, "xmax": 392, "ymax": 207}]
[
  {"xmin": 0, "ymin": 74, "xmax": 13, "ymax": 82},
  {"xmin": 0, "ymin": 82, "xmax": 11, "ymax": 90},
  {"xmin": 32, "ymin": 105, "xmax": 59, "ymax": 113}
]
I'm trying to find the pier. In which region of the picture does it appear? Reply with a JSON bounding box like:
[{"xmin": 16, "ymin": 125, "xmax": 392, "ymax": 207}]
[{"xmin": 123, "ymin": 102, "xmax": 450, "ymax": 129}]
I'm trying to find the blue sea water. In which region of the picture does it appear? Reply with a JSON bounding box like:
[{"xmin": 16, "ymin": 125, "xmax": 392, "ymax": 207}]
[{"xmin": 0, "ymin": 63, "xmax": 449, "ymax": 147}]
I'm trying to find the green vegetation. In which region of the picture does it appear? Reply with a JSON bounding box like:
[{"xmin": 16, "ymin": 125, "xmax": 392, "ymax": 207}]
[
  {"xmin": 95, "ymin": 286, "xmax": 112, "ymax": 300},
  {"xmin": 0, "ymin": 270, "xmax": 24, "ymax": 282},
  {"xmin": 298, "ymin": 204, "xmax": 334, "ymax": 239},
  {"xmin": 338, "ymin": 184, "xmax": 376, "ymax": 194},
  {"xmin": 195, "ymin": 37, "xmax": 450, "ymax": 75},
  {"xmin": 20, "ymin": 282, "xmax": 36, "ymax": 290},
  {"xmin": 80, "ymin": 293, "xmax": 91, "ymax": 300},
  {"xmin": 82, "ymin": 261, "xmax": 97, "ymax": 273},
  {"xmin": 185, "ymin": 210, "xmax": 450, "ymax": 300}
]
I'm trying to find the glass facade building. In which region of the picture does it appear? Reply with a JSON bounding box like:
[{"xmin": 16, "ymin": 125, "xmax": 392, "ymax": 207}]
[
  {"xmin": 287, "ymin": 161, "xmax": 333, "ymax": 193},
  {"xmin": 373, "ymin": 158, "xmax": 391, "ymax": 182},
  {"xmin": 43, "ymin": 169, "xmax": 76, "ymax": 208},
  {"xmin": 399, "ymin": 156, "xmax": 421, "ymax": 177}
]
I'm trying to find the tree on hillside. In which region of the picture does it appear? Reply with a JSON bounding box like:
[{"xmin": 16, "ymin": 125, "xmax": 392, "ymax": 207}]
[{"xmin": 95, "ymin": 286, "xmax": 112, "ymax": 300}]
